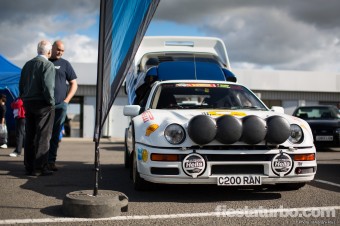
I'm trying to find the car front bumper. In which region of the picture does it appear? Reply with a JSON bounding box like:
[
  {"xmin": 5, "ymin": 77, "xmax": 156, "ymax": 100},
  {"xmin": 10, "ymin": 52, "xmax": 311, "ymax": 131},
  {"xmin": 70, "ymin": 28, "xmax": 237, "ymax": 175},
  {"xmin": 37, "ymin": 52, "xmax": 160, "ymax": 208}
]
[{"xmin": 135, "ymin": 144, "xmax": 317, "ymax": 185}]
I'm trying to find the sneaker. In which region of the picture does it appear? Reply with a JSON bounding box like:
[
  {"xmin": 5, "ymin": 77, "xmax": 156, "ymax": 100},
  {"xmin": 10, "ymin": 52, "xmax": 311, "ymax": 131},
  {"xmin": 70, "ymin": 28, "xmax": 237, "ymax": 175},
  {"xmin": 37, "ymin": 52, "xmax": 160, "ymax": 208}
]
[
  {"xmin": 48, "ymin": 163, "xmax": 58, "ymax": 171},
  {"xmin": 0, "ymin": 144, "xmax": 7, "ymax": 149},
  {"xmin": 25, "ymin": 170, "xmax": 38, "ymax": 176},
  {"xmin": 41, "ymin": 167, "xmax": 54, "ymax": 176},
  {"xmin": 9, "ymin": 152, "xmax": 18, "ymax": 157}
]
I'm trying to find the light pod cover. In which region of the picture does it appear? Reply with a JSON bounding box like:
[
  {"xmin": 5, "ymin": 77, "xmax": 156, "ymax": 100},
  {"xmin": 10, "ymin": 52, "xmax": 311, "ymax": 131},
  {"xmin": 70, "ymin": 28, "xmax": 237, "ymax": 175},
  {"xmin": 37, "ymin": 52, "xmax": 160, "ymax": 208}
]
[
  {"xmin": 216, "ymin": 115, "xmax": 242, "ymax": 144},
  {"xmin": 266, "ymin": 116, "xmax": 290, "ymax": 144},
  {"xmin": 241, "ymin": 115, "xmax": 267, "ymax": 144},
  {"xmin": 187, "ymin": 115, "xmax": 216, "ymax": 145}
]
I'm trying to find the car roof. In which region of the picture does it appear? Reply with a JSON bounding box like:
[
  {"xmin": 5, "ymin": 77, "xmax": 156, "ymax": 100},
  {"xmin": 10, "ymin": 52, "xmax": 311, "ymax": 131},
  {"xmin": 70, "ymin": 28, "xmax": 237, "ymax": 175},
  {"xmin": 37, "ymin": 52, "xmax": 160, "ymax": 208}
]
[
  {"xmin": 135, "ymin": 36, "xmax": 230, "ymax": 70},
  {"xmin": 296, "ymin": 105, "xmax": 337, "ymax": 109}
]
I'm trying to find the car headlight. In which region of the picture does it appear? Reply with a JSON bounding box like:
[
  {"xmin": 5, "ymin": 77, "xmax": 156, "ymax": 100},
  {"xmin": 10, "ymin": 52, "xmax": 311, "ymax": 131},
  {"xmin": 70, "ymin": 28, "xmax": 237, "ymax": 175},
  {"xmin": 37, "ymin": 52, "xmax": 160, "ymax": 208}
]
[
  {"xmin": 164, "ymin": 124, "xmax": 186, "ymax": 144},
  {"xmin": 288, "ymin": 124, "xmax": 303, "ymax": 144},
  {"xmin": 335, "ymin": 128, "xmax": 340, "ymax": 134}
]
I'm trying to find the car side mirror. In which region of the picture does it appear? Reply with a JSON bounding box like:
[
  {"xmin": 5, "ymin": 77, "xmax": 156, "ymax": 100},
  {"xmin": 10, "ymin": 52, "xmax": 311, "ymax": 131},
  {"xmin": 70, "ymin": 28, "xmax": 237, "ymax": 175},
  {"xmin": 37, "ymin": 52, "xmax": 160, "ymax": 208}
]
[
  {"xmin": 123, "ymin": 105, "xmax": 141, "ymax": 117},
  {"xmin": 271, "ymin": 106, "xmax": 284, "ymax": 114}
]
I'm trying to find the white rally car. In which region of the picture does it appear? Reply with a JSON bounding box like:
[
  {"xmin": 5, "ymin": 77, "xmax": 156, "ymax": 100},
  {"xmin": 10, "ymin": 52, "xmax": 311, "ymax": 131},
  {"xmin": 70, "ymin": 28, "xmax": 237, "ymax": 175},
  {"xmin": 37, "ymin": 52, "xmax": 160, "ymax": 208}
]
[{"xmin": 123, "ymin": 36, "xmax": 316, "ymax": 190}]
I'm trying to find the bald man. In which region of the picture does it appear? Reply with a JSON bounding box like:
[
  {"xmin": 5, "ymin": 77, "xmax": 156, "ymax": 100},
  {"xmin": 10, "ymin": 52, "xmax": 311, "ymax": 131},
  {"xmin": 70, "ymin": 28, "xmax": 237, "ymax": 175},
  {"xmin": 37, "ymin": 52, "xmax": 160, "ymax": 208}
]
[{"xmin": 48, "ymin": 40, "xmax": 78, "ymax": 171}]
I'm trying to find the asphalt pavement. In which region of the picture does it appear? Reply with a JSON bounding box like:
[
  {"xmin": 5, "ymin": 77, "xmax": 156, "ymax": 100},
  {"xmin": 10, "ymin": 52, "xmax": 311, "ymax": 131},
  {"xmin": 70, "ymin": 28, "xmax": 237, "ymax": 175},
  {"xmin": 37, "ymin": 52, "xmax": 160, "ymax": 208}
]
[
  {"xmin": 0, "ymin": 138, "xmax": 129, "ymax": 220},
  {"xmin": 0, "ymin": 139, "xmax": 339, "ymax": 225}
]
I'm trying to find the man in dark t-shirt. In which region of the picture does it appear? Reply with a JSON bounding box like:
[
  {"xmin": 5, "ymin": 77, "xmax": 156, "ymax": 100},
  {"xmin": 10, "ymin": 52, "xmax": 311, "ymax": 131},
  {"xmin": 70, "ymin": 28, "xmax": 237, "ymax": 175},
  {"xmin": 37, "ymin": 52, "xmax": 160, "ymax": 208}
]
[{"xmin": 48, "ymin": 40, "xmax": 78, "ymax": 171}]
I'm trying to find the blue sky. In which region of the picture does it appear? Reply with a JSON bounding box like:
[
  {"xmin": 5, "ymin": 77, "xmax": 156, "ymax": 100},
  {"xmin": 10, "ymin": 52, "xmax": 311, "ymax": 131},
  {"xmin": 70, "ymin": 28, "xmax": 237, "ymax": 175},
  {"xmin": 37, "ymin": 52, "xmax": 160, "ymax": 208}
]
[
  {"xmin": 147, "ymin": 21, "xmax": 204, "ymax": 37},
  {"xmin": 1, "ymin": 0, "xmax": 340, "ymax": 72}
]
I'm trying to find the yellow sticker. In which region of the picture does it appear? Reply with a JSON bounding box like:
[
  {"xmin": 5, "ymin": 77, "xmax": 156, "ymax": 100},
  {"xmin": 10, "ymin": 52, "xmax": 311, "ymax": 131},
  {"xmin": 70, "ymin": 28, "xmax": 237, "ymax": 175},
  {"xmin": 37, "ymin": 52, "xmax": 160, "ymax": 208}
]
[
  {"xmin": 219, "ymin": 84, "xmax": 230, "ymax": 88},
  {"xmin": 145, "ymin": 124, "xmax": 159, "ymax": 136},
  {"xmin": 206, "ymin": 111, "xmax": 247, "ymax": 117},
  {"xmin": 230, "ymin": 111, "xmax": 247, "ymax": 116},
  {"xmin": 207, "ymin": 111, "xmax": 226, "ymax": 117}
]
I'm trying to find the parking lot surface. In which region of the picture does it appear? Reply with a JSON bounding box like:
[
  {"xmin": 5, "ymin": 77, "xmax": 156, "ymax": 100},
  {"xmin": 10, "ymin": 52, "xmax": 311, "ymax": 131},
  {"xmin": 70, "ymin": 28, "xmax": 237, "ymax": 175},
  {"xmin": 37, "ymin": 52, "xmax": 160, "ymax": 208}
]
[{"xmin": 0, "ymin": 139, "xmax": 339, "ymax": 225}]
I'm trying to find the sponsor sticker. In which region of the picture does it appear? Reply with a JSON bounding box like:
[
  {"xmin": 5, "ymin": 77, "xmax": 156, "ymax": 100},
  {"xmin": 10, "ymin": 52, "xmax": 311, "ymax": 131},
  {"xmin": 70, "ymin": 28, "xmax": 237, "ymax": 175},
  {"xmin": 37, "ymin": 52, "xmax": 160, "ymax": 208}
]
[
  {"xmin": 217, "ymin": 84, "xmax": 230, "ymax": 88},
  {"xmin": 142, "ymin": 110, "xmax": 154, "ymax": 122},
  {"xmin": 205, "ymin": 111, "xmax": 247, "ymax": 117},
  {"xmin": 271, "ymin": 152, "xmax": 293, "ymax": 177},
  {"xmin": 137, "ymin": 148, "xmax": 143, "ymax": 161},
  {"xmin": 176, "ymin": 83, "xmax": 217, "ymax": 87},
  {"xmin": 182, "ymin": 153, "xmax": 206, "ymax": 178}
]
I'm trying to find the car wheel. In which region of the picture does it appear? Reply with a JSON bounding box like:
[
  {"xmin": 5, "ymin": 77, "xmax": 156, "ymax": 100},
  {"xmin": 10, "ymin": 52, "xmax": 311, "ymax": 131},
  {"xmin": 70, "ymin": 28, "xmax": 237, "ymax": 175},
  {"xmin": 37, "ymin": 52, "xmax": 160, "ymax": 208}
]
[
  {"xmin": 132, "ymin": 151, "xmax": 150, "ymax": 191},
  {"xmin": 129, "ymin": 125, "xmax": 136, "ymax": 179},
  {"xmin": 124, "ymin": 128, "xmax": 129, "ymax": 168},
  {"xmin": 275, "ymin": 183, "xmax": 306, "ymax": 191}
]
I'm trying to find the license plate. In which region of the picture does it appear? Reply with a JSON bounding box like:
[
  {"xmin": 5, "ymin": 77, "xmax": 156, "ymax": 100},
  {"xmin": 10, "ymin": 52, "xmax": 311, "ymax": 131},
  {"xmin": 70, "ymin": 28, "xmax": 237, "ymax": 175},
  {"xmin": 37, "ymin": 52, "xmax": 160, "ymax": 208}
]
[
  {"xmin": 316, "ymin": 136, "xmax": 333, "ymax": 141},
  {"xmin": 217, "ymin": 175, "xmax": 262, "ymax": 186}
]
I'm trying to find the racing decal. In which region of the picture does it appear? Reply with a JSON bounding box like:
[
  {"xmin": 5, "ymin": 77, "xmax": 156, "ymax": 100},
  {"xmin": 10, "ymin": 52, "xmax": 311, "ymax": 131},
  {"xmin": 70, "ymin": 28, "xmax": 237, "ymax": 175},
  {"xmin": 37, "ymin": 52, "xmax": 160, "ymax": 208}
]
[
  {"xmin": 230, "ymin": 111, "xmax": 247, "ymax": 117},
  {"xmin": 176, "ymin": 83, "xmax": 217, "ymax": 87},
  {"xmin": 142, "ymin": 110, "xmax": 154, "ymax": 123},
  {"xmin": 182, "ymin": 153, "xmax": 206, "ymax": 178},
  {"xmin": 137, "ymin": 148, "xmax": 143, "ymax": 161},
  {"xmin": 145, "ymin": 124, "xmax": 159, "ymax": 136},
  {"xmin": 228, "ymin": 84, "xmax": 243, "ymax": 90},
  {"xmin": 271, "ymin": 152, "xmax": 293, "ymax": 177},
  {"xmin": 217, "ymin": 84, "xmax": 230, "ymax": 88},
  {"xmin": 204, "ymin": 111, "xmax": 247, "ymax": 117}
]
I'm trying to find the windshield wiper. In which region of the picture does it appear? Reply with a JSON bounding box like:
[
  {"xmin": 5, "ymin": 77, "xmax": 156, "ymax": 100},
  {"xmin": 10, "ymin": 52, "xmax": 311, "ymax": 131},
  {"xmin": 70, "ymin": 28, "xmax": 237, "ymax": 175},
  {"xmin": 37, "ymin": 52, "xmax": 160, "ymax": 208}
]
[
  {"xmin": 182, "ymin": 105, "xmax": 214, "ymax": 109},
  {"xmin": 230, "ymin": 106, "xmax": 266, "ymax": 110}
]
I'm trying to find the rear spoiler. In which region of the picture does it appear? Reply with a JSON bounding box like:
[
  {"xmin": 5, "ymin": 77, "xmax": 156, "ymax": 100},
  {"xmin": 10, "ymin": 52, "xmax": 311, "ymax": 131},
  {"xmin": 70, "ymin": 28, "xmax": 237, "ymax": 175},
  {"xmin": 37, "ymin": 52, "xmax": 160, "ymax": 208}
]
[{"xmin": 135, "ymin": 36, "xmax": 231, "ymax": 69}]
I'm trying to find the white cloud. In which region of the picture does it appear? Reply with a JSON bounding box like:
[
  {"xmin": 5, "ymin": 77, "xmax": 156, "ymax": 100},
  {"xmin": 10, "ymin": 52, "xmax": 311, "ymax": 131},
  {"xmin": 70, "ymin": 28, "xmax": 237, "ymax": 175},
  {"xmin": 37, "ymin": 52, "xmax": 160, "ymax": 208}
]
[
  {"xmin": 1, "ymin": 0, "xmax": 340, "ymax": 72},
  {"xmin": 153, "ymin": 0, "xmax": 340, "ymax": 72},
  {"xmin": 0, "ymin": 0, "xmax": 99, "ymax": 62},
  {"xmin": 61, "ymin": 35, "xmax": 98, "ymax": 63}
]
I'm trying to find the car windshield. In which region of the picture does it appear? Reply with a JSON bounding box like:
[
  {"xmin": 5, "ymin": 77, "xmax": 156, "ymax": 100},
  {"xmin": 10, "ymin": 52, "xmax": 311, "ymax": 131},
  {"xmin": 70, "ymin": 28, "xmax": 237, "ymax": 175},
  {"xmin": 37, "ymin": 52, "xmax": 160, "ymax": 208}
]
[
  {"xmin": 293, "ymin": 106, "xmax": 340, "ymax": 120},
  {"xmin": 151, "ymin": 83, "xmax": 268, "ymax": 110}
]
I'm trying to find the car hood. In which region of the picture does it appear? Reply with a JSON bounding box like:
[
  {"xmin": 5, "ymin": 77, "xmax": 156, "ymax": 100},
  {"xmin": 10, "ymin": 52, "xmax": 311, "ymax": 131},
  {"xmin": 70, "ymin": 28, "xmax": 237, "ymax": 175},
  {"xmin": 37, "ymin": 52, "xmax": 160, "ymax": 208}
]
[
  {"xmin": 305, "ymin": 119, "xmax": 340, "ymax": 128},
  {"xmin": 133, "ymin": 109, "xmax": 312, "ymax": 147},
  {"xmin": 146, "ymin": 109, "xmax": 300, "ymax": 124}
]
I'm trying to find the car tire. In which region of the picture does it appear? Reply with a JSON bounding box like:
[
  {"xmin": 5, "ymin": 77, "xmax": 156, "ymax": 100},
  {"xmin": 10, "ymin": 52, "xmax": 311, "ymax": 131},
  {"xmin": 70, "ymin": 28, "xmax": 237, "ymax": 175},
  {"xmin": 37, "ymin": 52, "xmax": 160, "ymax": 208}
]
[
  {"xmin": 132, "ymin": 151, "xmax": 151, "ymax": 191},
  {"xmin": 124, "ymin": 128, "xmax": 129, "ymax": 169},
  {"xmin": 129, "ymin": 125, "xmax": 136, "ymax": 179},
  {"xmin": 275, "ymin": 183, "xmax": 306, "ymax": 191}
]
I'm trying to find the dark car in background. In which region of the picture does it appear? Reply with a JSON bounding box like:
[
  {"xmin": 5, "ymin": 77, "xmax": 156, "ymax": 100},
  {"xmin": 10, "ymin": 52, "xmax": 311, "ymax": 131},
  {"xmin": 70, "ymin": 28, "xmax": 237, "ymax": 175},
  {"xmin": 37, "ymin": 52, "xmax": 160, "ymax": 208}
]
[{"xmin": 292, "ymin": 105, "xmax": 340, "ymax": 147}]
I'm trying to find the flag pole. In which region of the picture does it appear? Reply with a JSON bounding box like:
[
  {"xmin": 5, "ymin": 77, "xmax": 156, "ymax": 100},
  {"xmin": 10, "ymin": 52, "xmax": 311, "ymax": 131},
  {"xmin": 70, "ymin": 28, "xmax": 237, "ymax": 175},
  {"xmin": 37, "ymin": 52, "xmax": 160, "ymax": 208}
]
[{"xmin": 93, "ymin": 0, "xmax": 106, "ymax": 196}]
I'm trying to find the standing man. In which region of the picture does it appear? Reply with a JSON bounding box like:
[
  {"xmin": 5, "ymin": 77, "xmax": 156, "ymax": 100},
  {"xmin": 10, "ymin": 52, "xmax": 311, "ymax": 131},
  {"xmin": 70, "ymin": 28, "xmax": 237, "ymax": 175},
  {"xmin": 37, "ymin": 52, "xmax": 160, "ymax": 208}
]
[
  {"xmin": 48, "ymin": 40, "xmax": 78, "ymax": 171},
  {"xmin": 19, "ymin": 40, "xmax": 55, "ymax": 176},
  {"xmin": 9, "ymin": 97, "xmax": 25, "ymax": 157}
]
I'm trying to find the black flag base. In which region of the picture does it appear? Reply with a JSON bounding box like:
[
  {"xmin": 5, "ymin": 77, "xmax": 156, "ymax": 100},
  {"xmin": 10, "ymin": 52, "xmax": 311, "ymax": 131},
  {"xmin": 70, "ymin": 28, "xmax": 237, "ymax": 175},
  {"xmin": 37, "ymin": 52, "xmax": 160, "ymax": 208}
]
[{"xmin": 62, "ymin": 190, "xmax": 128, "ymax": 218}]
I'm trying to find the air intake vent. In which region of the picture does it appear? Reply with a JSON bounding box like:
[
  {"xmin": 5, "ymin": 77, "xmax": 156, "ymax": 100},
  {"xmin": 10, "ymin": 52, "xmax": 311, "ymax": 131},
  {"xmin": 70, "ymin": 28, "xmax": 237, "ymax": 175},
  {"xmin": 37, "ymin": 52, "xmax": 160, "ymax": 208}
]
[
  {"xmin": 165, "ymin": 41, "xmax": 194, "ymax": 47},
  {"xmin": 158, "ymin": 56, "xmax": 174, "ymax": 62}
]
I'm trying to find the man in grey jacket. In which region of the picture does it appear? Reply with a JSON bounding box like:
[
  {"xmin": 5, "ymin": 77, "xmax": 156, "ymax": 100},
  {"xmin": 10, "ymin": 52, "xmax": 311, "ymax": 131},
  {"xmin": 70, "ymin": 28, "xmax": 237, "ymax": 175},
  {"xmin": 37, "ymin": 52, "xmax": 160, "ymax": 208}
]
[{"xmin": 19, "ymin": 40, "xmax": 56, "ymax": 176}]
